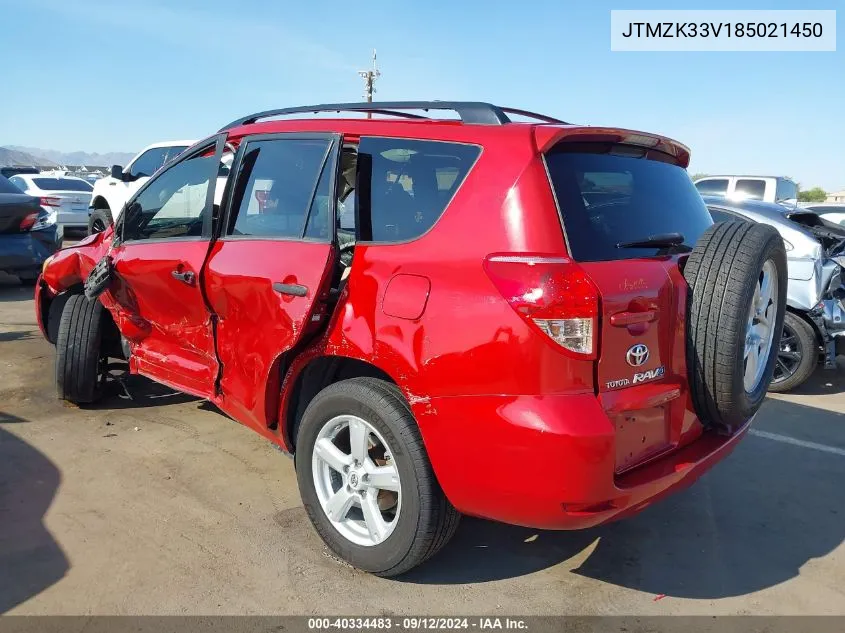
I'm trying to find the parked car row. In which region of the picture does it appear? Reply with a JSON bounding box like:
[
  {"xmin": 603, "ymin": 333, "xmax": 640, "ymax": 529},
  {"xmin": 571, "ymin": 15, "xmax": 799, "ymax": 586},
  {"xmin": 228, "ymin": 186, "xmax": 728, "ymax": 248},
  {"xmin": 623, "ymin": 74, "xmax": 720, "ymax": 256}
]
[{"xmin": 0, "ymin": 174, "xmax": 62, "ymax": 284}]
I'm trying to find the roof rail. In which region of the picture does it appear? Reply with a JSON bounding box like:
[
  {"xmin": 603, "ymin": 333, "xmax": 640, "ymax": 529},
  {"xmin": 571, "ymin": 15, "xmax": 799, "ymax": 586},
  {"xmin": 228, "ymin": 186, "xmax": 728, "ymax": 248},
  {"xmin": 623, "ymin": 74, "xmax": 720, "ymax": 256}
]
[{"xmin": 218, "ymin": 101, "xmax": 567, "ymax": 131}]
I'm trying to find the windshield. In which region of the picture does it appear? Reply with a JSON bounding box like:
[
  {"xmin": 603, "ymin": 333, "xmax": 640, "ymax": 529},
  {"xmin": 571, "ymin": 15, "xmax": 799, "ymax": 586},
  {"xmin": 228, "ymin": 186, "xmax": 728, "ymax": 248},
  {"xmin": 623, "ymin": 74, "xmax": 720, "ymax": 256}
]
[
  {"xmin": 32, "ymin": 177, "xmax": 94, "ymax": 192},
  {"xmin": 545, "ymin": 144, "xmax": 713, "ymax": 262}
]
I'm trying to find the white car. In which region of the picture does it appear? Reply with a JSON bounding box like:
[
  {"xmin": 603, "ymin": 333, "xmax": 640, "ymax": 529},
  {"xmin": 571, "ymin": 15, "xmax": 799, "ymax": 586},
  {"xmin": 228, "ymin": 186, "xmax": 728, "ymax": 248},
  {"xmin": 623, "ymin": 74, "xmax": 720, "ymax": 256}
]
[
  {"xmin": 694, "ymin": 175, "xmax": 799, "ymax": 206},
  {"xmin": 8, "ymin": 173, "xmax": 94, "ymax": 230},
  {"xmin": 88, "ymin": 140, "xmax": 195, "ymax": 234}
]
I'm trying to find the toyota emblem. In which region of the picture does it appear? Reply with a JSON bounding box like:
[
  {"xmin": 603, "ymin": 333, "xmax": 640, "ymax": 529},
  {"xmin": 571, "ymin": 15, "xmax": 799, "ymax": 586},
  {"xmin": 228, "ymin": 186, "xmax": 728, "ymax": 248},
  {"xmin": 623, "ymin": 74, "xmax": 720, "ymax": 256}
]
[{"xmin": 626, "ymin": 344, "xmax": 649, "ymax": 367}]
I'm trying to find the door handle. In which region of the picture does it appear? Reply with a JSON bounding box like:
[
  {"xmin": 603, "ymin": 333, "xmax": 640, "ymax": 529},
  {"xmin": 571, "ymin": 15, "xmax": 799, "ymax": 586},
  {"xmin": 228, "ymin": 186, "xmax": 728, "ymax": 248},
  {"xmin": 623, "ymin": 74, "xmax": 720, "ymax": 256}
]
[
  {"xmin": 273, "ymin": 282, "xmax": 308, "ymax": 297},
  {"xmin": 171, "ymin": 270, "xmax": 195, "ymax": 285}
]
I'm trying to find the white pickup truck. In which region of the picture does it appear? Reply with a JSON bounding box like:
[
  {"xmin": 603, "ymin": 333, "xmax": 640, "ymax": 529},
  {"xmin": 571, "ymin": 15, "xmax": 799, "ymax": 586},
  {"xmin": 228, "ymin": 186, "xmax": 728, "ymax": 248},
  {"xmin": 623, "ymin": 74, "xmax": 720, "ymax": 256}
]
[{"xmin": 87, "ymin": 140, "xmax": 195, "ymax": 234}]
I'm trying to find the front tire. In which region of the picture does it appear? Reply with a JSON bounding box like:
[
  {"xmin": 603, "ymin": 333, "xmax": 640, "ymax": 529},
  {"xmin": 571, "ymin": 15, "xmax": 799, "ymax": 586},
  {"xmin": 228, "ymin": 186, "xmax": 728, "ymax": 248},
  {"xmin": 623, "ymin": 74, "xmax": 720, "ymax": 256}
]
[
  {"xmin": 56, "ymin": 294, "xmax": 106, "ymax": 403},
  {"xmin": 768, "ymin": 311, "xmax": 818, "ymax": 393},
  {"xmin": 295, "ymin": 377, "xmax": 459, "ymax": 577}
]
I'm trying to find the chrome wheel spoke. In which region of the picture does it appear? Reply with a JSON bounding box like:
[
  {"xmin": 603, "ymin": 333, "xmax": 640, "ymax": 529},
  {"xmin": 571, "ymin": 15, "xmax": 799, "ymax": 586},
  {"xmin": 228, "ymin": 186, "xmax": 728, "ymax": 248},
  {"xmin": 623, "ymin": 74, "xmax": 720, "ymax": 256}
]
[
  {"xmin": 314, "ymin": 438, "xmax": 353, "ymax": 473},
  {"xmin": 361, "ymin": 492, "xmax": 388, "ymax": 544},
  {"xmin": 366, "ymin": 464, "xmax": 400, "ymax": 492},
  {"xmin": 348, "ymin": 418, "xmax": 369, "ymax": 464},
  {"xmin": 744, "ymin": 348, "xmax": 759, "ymax": 390},
  {"xmin": 324, "ymin": 487, "xmax": 355, "ymax": 522}
]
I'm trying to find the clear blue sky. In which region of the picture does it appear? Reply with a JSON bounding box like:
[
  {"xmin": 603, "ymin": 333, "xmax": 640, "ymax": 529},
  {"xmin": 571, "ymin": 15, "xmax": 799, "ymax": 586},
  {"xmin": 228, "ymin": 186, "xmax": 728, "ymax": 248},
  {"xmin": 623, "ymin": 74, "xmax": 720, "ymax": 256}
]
[{"xmin": 1, "ymin": 0, "xmax": 842, "ymax": 190}]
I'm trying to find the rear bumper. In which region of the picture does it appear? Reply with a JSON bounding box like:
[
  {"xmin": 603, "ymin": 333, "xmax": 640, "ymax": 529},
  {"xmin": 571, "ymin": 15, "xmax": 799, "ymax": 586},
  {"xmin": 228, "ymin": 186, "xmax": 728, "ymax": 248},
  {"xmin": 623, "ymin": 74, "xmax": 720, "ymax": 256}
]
[
  {"xmin": 420, "ymin": 392, "xmax": 749, "ymax": 530},
  {"xmin": 57, "ymin": 210, "xmax": 89, "ymax": 227},
  {"xmin": 0, "ymin": 228, "xmax": 61, "ymax": 277}
]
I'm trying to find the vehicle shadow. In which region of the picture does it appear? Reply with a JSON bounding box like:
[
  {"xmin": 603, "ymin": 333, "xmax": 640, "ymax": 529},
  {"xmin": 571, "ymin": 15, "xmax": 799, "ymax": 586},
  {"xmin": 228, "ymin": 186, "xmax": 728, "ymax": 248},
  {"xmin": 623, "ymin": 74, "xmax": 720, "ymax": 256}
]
[
  {"xmin": 0, "ymin": 331, "xmax": 37, "ymax": 343},
  {"xmin": 400, "ymin": 399, "xmax": 845, "ymax": 599},
  {"xmin": 89, "ymin": 365, "xmax": 201, "ymax": 410},
  {"xmin": 782, "ymin": 358, "xmax": 845, "ymax": 395},
  {"xmin": 0, "ymin": 411, "xmax": 69, "ymax": 613}
]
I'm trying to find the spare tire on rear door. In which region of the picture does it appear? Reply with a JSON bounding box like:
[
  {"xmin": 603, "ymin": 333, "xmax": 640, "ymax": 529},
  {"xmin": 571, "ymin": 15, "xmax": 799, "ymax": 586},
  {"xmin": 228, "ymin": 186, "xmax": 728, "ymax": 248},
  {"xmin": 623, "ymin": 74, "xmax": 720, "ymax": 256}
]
[{"xmin": 684, "ymin": 221, "xmax": 787, "ymax": 434}]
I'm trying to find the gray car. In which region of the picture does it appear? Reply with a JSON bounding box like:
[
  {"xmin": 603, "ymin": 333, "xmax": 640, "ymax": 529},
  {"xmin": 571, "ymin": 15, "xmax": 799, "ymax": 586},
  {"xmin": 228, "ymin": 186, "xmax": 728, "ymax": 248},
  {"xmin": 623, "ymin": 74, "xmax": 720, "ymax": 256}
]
[{"xmin": 704, "ymin": 196, "xmax": 845, "ymax": 391}]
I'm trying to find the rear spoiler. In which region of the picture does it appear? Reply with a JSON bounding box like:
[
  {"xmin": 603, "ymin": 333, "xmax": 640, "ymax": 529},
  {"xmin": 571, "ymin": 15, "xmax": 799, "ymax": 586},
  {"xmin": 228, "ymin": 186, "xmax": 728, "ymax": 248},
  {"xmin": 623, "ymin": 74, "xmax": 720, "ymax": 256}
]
[{"xmin": 533, "ymin": 126, "xmax": 691, "ymax": 169}]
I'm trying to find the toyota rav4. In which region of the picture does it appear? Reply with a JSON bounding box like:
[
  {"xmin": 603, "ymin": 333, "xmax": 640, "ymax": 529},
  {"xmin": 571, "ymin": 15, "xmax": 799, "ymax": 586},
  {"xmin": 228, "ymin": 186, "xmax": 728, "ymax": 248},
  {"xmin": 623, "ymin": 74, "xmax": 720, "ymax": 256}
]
[{"xmin": 36, "ymin": 101, "xmax": 787, "ymax": 576}]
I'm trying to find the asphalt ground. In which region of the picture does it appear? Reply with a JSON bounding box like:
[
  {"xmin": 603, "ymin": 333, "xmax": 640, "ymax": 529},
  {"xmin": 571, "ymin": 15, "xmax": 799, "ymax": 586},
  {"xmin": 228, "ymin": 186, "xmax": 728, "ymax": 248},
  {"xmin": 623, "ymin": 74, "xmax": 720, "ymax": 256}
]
[{"xmin": 1, "ymin": 267, "xmax": 843, "ymax": 615}]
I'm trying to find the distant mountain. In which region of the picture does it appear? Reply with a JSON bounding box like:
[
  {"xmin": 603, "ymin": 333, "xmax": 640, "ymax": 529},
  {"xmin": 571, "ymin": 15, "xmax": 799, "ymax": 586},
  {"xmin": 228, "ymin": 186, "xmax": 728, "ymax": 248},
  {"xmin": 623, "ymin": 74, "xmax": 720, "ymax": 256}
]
[
  {"xmin": 3, "ymin": 145, "xmax": 135, "ymax": 167},
  {"xmin": 0, "ymin": 147, "xmax": 58, "ymax": 168}
]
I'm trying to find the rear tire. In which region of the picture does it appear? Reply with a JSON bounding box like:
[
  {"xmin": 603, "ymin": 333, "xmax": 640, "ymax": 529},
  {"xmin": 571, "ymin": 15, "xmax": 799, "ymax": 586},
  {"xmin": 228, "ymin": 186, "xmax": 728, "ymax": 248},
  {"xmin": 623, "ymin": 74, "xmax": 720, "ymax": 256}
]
[
  {"xmin": 684, "ymin": 222, "xmax": 787, "ymax": 433},
  {"xmin": 768, "ymin": 311, "xmax": 818, "ymax": 393},
  {"xmin": 56, "ymin": 294, "xmax": 106, "ymax": 403},
  {"xmin": 295, "ymin": 377, "xmax": 459, "ymax": 577},
  {"xmin": 87, "ymin": 207, "xmax": 113, "ymax": 235}
]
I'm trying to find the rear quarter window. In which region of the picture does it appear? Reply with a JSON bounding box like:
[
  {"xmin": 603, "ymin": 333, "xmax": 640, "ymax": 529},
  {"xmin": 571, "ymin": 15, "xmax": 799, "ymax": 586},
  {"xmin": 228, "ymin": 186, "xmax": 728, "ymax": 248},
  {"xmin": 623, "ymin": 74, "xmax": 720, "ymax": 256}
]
[
  {"xmin": 357, "ymin": 137, "xmax": 481, "ymax": 242},
  {"xmin": 545, "ymin": 144, "xmax": 713, "ymax": 262}
]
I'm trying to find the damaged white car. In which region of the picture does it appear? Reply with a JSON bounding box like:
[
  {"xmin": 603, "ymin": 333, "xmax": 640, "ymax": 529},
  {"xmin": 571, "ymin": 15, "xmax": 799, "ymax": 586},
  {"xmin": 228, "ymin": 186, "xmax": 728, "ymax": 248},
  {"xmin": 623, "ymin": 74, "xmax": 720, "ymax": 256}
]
[{"xmin": 705, "ymin": 196, "xmax": 845, "ymax": 392}]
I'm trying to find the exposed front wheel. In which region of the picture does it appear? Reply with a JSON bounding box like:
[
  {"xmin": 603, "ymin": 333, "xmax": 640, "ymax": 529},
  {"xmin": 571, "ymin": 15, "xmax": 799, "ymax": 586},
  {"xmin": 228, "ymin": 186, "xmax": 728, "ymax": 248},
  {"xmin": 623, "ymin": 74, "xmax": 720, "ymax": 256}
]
[
  {"xmin": 56, "ymin": 294, "xmax": 106, "ymax": 403},
  {"xmin": 295, "ymin": 377, "xmax": 459, "ymax": 576},
  {"xmin": 768, "ymin": 311, "xmax": 818, "ymax": 393}
]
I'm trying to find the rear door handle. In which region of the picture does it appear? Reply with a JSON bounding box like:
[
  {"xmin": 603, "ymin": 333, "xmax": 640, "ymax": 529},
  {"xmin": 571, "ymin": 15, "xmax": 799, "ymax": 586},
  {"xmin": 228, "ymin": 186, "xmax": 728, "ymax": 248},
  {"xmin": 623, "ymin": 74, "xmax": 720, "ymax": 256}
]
[
  {"xmin": 273, "ymin": 282, "xmax": 308, "ymax": 297},
  {"xmin": 171, "ymin": 270, "xmax": 195, "ymax": 285}
]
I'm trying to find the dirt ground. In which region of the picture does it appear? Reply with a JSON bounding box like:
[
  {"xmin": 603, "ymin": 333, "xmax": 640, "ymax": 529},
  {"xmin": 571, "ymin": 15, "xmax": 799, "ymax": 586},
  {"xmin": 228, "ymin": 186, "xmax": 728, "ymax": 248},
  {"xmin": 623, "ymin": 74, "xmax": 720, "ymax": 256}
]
[{"xmin": 1, "ymin": 271, "xmax": 844, "ymax": 616}]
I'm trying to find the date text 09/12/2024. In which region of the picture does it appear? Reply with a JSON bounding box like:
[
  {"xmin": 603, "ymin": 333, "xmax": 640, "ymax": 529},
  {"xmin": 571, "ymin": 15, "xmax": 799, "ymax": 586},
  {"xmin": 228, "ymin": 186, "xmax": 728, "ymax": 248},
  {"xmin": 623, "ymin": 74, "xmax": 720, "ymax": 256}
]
[{"xmin": 307, "ymin": 617, "xmax": 528, "ymax": 630}]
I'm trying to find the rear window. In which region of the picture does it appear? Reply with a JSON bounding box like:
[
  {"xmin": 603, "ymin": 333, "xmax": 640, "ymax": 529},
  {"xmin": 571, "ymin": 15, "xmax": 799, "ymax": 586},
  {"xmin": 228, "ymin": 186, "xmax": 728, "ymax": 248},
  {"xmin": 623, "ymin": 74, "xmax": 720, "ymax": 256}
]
[
  {"xmin": 776, "ymin": 179, "xmax": 797, "ymax": 202},
  {"xmin": 545, "ymin": 144, "xmax": 713, "ymax": 262},
  {"xmin": 357, "ymin": 137, "xmax": 481, "ymax": 242},
  {"xmin": 32, "ymin": 178, "xmax": 93, "ymax": 192}
]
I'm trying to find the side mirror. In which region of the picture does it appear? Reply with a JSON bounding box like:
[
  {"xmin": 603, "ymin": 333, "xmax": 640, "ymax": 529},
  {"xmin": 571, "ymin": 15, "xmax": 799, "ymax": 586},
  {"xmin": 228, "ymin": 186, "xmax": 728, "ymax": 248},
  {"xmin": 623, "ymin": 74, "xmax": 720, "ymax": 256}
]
[{"xmin": 110, "ymin": 165, "xmax": 124, "ymax": 180}]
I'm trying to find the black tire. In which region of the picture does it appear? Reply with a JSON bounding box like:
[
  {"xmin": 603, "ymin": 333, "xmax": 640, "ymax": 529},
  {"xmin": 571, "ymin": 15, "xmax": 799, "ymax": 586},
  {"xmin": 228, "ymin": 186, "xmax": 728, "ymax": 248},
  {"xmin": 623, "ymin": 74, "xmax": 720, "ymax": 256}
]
[
  {"xmin": 46, "ymin": 292, "xmax": 74, "ymax": 345},
  {"xmin": 684, "ymin": 221, "xmax": 787, "ymax": 433},
  {"xmin": 87, "ymin": 206, "xmax": 113, "ymax": 235},
  {"xmin": 295, "ymin": 377, "xmax": 459, "ymax": 577},
  {"xmin": 768, "ymin": 311, "xmax": 818, "ymax": 393},
  {"xmin": 56, "ymin": 294, "xmax": 105, "ymax": 403}
]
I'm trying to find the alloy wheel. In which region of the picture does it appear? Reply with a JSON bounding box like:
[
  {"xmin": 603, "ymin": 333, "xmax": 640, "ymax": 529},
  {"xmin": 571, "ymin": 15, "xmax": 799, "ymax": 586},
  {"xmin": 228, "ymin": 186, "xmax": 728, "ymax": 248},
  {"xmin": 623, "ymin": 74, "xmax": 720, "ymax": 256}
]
[
  {"xmin": 744, "ymin": 260, "xmax": 779, "ymax": 392},
  {"xmin": 311, "ymin": 415, "xmax": 401, "ymax": 547},
  {"xmin": 772, "ymin": 322, "xmax": 802, "ymax": 384}
]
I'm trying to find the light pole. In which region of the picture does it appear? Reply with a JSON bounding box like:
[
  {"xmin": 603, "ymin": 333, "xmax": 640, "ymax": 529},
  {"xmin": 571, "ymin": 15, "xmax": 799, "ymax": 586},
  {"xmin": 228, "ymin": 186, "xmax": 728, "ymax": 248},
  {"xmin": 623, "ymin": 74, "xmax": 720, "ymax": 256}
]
[{"xmin": 358, "ymin": 49, "xmax": 381, "ymax": 118}]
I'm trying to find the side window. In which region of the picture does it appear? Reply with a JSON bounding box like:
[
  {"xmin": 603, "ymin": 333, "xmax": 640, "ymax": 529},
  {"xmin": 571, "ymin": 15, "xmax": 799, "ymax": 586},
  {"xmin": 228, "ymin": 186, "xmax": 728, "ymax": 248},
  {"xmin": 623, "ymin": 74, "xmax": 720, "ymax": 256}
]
[
  {"xmin": 735, "ymin": 179, "xmax": 766, "ymax": 201},
  {"xmin": 127, "ymin": 148, "xmax": 169, "ymax": 179},
  {"xmin": 708, "ymin": 207, "xmax": 749, "ymax": 223},
  {"xmin": 227, "ymin": 138, "xmax": 330, "ymax": 238},
  {"xmin": 776, "ymin": 179, "xmax": 797, "ymax": 202},
  {"xmin": 695, "ymin": 178, "xmax": 729, "ymax": 196},
  {"xmin": 8, "ymin": 176, "xmax": 25, "ymax": 191},
  {"xmin": 357, "ymin": 137, "xmax": 481, "ymax": 242},
  {"xmin": 121, "ymin": 144, "xmax": 219, "ymax": 242}
]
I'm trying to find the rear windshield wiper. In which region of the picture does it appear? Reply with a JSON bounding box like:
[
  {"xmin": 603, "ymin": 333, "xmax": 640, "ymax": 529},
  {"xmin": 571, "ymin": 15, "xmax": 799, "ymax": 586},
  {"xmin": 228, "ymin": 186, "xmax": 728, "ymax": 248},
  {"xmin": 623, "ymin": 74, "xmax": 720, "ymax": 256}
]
[{"xmin": 616, "ymin": 232, "xmax": 686, "ymax": 249}]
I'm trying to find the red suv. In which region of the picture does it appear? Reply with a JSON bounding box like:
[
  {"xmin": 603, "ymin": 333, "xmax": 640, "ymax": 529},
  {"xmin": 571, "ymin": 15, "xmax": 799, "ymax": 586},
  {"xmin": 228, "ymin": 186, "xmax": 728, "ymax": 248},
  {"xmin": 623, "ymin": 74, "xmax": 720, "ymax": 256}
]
[{"xmin": 36, "ymin": 102, "xmax": 787, "ymax": 576}]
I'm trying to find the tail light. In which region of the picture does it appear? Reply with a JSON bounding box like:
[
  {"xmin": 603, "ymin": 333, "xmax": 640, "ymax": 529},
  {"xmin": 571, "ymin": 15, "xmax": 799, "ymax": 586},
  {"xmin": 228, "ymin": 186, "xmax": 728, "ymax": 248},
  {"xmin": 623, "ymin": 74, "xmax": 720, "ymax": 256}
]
[
  {"xmin": 20, "ymin": 212, "xmax": 38, "ymax": 231},
  {"xmin": 40, "ymin": 196, "xmax": 61, "ymax": 208},
  {"xmin": 484, "ymin": 254, "xmax": 599, "ymax": 358}
]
